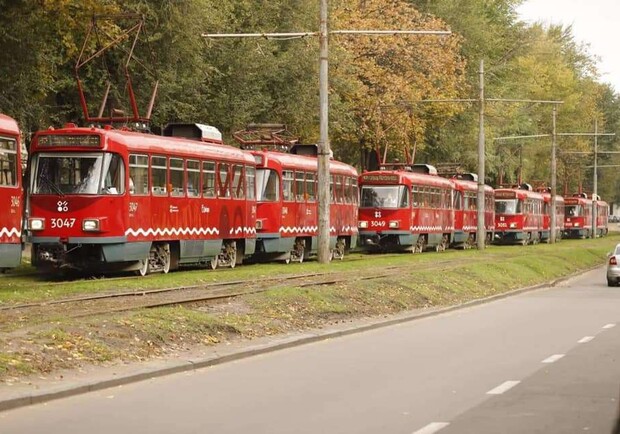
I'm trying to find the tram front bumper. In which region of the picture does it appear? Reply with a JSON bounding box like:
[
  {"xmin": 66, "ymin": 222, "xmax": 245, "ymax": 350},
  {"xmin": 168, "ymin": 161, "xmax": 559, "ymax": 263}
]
[{"xmin": 358, "ymin": 230, "xmax": 414, "ymax": 250}]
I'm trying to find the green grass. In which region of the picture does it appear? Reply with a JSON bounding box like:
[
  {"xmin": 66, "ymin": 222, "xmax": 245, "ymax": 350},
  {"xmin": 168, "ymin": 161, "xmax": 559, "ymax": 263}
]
[{"xmin": 1, "ymin": 235, "xmax": 618, "ymax": 380}]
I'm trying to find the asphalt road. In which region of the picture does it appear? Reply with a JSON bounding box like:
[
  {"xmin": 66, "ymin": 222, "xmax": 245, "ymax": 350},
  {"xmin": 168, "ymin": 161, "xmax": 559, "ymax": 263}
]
[{"xmin": 2, "ymin": 267, "xmax": 620, "ymax": 434}]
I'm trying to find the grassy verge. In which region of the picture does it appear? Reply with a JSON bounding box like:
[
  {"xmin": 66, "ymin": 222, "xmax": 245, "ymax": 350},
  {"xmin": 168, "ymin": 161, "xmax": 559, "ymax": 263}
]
[{"xmin": 0, "ymin": 235, "xmax": 617, "ymax": 381}]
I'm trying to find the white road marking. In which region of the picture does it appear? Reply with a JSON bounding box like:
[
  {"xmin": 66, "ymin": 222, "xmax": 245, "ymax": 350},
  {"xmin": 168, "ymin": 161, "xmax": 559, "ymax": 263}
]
[
  {"xmin": 578, "ymin": 336, "xmax": 595, "ymax": 343},
  {"xmin": 487, "ymin": 380, "xmax": 521, "ymax": 395},
  {"xmin": 412, "ymin": 422, "xmax": 450, "ymax": 434},
  {"xmin": 602, "ymin": 323, "xmax": 616, "ymax": 329},
  {"xmin": 542, "ymin": 354, "xmax": 565, "ymax": 364}
]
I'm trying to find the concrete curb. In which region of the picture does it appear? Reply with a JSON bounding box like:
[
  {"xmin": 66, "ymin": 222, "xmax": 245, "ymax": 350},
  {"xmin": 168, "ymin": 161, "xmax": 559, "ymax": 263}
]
[{"xmin": 0, "ymin": 264, "xmax": 603, "ymax": 413}]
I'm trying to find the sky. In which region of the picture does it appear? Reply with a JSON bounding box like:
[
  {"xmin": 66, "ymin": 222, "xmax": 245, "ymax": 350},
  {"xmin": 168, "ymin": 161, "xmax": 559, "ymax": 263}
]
[{"xmin": 517, "ymin": 0, "xmax": 620, "ymax": 92}]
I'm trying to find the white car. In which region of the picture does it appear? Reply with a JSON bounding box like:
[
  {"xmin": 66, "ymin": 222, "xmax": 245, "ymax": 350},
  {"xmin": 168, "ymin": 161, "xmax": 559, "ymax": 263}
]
[{"xmin": 607, "ymin": 243, "xmax": 620, "ymax": 287}]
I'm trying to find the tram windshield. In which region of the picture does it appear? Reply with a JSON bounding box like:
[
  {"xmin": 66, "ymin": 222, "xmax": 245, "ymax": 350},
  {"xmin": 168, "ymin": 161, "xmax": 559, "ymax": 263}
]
[
  {"xmin": 256, "ymin": 169, "xmax": 279, "ymax": 202},
  {"xmin": 360, "ymin": 185, "xmax": 408, "ymax": 208},
  {"xmin": 495, "ymin": 199, "xmax": 522, "ymax": 215},
  {"xmin": 565, "ymin": 205, "xmax": 582, "ymax": 217},
  {"xmin": 31, "ymin": 152, "xmax": 125, "ymax": 195}
]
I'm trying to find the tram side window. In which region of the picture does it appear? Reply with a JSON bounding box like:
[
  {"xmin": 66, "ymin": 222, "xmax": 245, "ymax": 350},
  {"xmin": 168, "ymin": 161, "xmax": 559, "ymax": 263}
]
[
  {"xmin": 306, "ymin": 172, "xmax": 316, "ymax": 201},
  {"xmin": 102, "ymin": 153, "xmax": 124, "ymax": 195},
  {"xmin": 129, "ymin": 154, "xmax": 149, "ymax": 195},
  {"xmin": 344, "ymin": 177, "xmax": 352, "ymax": 204},
  {"xmin": 295, "ymin": 171, "xmax": 305, "ymax": 201},
  {"xmin": 453, "ymin": 191, "xmax": 462, "ymax": 210},
  {"xmin": 335, "ymin": 175, "xmax": 345, "ymax": 204},
  {"xmin": 246, "ymin": 166, "xmax": 256, "ymax": 200},
  {"xmin": 202, "ymin": 161, "xmax": 216, "ymax": 197},
  {"xmin": 187, "ymin": 160, "xmax": 200, "ymax": 198},
  {"xmin": 232, "ymin": 164, "xmax": 244, "ymax": 199},
  {"xmin": 170, "ymin": 158, "xmax": 184, "ymax": 197},
  {"xmin": 412, "ymin": 186, "xmax": 419, "ymax": 207},
  {"xmin": 282, "ymin": 170, "xmax": 294, "ymax": 201},
  {"xmin": 352, "ymin": 178, "xmax": 359, "ymax": 205},
  {"xmin": 399, "ymin": 185, "xmax": 409, "ymax": 208},
  {"xmin": 0, "ymin": 137, "xmax": 17, "ymax": 187},
  {"xmin": 218, "ymin": 163, "xmax": 231, "ymax": 198},
  {"xmin": 151, "ymin": 156, "xmax": 167, "ymax": 196}
]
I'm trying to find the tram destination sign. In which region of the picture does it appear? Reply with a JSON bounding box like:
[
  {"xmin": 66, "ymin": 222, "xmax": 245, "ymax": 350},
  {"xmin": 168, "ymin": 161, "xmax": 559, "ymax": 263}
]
[
  {"xmin": 38, "ymin": 134, "xmax": 101, "ymax": 148},
  {"xmin": 494, "ymin": 190, "xmax": 517, "ymax": 199},
  {"xmin": 362, "ymin": 174, "xmax": 400, "ymax": 183}
]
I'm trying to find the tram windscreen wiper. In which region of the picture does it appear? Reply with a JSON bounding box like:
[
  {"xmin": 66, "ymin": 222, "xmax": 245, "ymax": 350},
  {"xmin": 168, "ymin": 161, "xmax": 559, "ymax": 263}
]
[{"xmin": 39, "ymin": 173, "xmax": 64, "ymax": 196}]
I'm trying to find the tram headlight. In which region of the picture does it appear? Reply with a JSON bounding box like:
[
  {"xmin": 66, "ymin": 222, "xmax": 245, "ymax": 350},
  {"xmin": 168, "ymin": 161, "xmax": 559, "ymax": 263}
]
[
  {"xmin": 358, "ymin": 220, "xmax": 368, "ymax": 229},
  {"xmin": 574, "ymin": 222, "xmax": 580, "ymax": 227},
  {"xmin": 28, "ymin": 218, "xmax": 45, "ymax": 231},
  {"xmin": 82, "ymin": 219, "xmax": 100, "ymax": 232},
  {"xmin": 255, "ymin": 219, "xmax": 264, "ymax": 230},
  {"xmin": 509, "ymin": 222, "xmax": 517, "ymax": 228},
  {"xmin": 389, "ymin": 221, "xmax": 400, "ymax": 229}
]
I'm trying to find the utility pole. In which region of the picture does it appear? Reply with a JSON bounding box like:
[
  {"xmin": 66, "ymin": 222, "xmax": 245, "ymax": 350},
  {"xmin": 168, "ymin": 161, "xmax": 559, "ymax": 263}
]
[
  {"xmin": 476, "ymin": 60, "xmax": 485, "ymax": 250},
  {"xmin": 550, "ymin": 105, "xmax": 557, "ymax": 243},
  {"xmin": 317, "ymin": 0, "xmax": 330, "ymax": 262},
  {"xmin": 592, "ymin": 118, "xmax": 598, "ymax": 238}
]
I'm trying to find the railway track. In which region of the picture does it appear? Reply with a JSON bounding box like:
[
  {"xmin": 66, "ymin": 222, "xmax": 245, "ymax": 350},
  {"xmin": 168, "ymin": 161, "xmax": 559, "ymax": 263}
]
[{"xmin": 0, "ymin": 254, "xmax": 495, "ymax": 326}]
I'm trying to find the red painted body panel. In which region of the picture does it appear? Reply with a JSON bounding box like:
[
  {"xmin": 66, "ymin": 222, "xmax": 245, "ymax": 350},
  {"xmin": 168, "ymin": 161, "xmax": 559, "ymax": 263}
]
[
  {"xmin": 253, "ymin": 150, "xmax": 358, "ymax": 249},
  {"xmin": 28, "ymin": 126, "xmax": 256, "ymax": 268},
  {"xmin": 494, "ymin": 188, "xmax": 544, "ymax": 243},
  {"xmin": 358, "ymin": 170, "xmax": 455, "ymax": 250},
  {"xmin": 563, "ymin": 196, "xmax": 592, "ymax": 233},
  {"xmin": 451, "ymin": 178, "xmax": 495, "ymax": 234},
  {"xmin": 0, "ymin": 114, "xmax": 23, "ymax": 246}
]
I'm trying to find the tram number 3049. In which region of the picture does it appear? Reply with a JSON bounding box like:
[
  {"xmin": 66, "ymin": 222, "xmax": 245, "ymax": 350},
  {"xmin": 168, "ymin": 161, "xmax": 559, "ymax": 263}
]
[
  {"xmin": 51, "ymin": 218, "xmax": 77, "ymax": 229},
  {"xmin": 371, "ymin": 221, "xmax": 386, "ymax": 228}
]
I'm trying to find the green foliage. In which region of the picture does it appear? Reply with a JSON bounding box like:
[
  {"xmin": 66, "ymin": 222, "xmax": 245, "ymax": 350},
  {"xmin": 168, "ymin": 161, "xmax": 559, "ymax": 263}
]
[{"xmin": 0, "ymin": 0, "xmax": 618, "ymax": 199}]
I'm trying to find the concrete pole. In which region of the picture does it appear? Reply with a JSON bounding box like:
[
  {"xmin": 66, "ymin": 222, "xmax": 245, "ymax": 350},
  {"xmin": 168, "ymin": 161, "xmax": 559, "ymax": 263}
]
[
  {"xmin": 477, "ymin": 59, "xmax": 486, "ymax": 250},
  {"xmin": 550, "ymin": 105, "xmax": 557, "ymax": 243},
  {"xmin": 591, "ymin": 118, "xmax": 598, "ymax": 238},
  {"xmin": 317, "ymin": 0, "xmax": 331, "ymax": 263}
]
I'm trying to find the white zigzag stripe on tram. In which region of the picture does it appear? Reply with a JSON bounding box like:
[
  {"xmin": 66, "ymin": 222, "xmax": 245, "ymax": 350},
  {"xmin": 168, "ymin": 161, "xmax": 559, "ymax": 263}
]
[
  {"xmin": 229, "ymin": 226, "xmax": 257, "ymax": 235},
  {"xmin": 0, "ymin": 227, "xmax": 21, "ymax": 238},
  {"xmin": 125, "ymin": 227, "xmax": 220, "ymax": 237},
  {"xmin": 279, "ymin": 226, "xmax": 339, "ymax": 234}
]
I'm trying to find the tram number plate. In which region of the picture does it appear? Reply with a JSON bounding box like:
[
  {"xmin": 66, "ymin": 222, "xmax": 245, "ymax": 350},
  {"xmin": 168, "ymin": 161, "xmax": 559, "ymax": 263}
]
[
  {"xmin": 371, "ymin": 221, "xmax": 386, "ymax": 227},
  {"xmin": 51, "ymin": 218, "xmax": 77, "ymax": 229}
]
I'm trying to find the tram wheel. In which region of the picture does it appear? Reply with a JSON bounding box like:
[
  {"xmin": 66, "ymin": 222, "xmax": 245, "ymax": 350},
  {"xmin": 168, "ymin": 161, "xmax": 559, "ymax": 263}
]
[
  {"xmin": 159, "ymin": 243, "xmax": 171, "ymax": 274},
  {"xmin": 435, "ymin": 235, "xmax": 449, "ymax": 252},
  {"xmin": 332, "ymin": 238, "xmax": 346, "ymax": 260},
  {"xmin": 209, "ymin": 256, "xmax": 218, "ymax": 270},
  {"xmin": 413, "ymin": 236, "xmax": 426, "ymax": 253},
  {"xmin": 227, "ymin": 242, "xmax": 237, "ymax": 268},
  {"xmin": 136, "ymin": 253, "xmax": 151, "ymax": 276}
]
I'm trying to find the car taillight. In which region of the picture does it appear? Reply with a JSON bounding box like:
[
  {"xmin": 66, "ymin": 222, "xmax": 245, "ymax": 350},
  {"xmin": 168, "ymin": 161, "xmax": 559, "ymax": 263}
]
[{"xmin": 610, "ymin": 257, "xmax": 618, "ymax": 266}]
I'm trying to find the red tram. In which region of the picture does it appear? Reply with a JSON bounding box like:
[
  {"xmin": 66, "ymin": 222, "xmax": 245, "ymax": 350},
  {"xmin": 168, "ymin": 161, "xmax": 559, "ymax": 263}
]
[
  {"xmin": 450, "ymin": 174, "xmax": 495, "ymax": 248},
  {"xmin": 493, "ymin": 185, "xmax": 545, "ymax": 245},
  {"xmin": 0, "ymin": 114, "xmax": 23, "ymax": 270},
  {"xmin": 539, "ymin": 190, "xmax": 565, "ymax": 242},
  {"xmin": 27, "ymin": 123, "xmax": 256, "ymax": 274},
  {"xmin": 358, "ymin": 165, "xmax": 455, "ymax": 252},
  {"xmin": 563, "ymin": 194, "xmax": 608, "ymax": 238},
  {"xmin": 251, "ymin": 147, "xmax": 358, "ymax": 262}
]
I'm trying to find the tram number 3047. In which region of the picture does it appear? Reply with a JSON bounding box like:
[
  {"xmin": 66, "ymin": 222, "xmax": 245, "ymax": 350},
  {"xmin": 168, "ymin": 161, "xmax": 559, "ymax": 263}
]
[{"xmin": 51, "ymin": 218, "xmax": 77, "ymax": 229}]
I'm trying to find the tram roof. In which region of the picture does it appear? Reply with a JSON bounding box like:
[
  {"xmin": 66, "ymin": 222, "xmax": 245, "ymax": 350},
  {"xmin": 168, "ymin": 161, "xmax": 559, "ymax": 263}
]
[
  {"xmin": 252, "ymin": 150, "xmax": 358, "ymax": 176},
  {"xmin": 359, "ymin": 169, "xmax": 454, "ymax": 188},
  {"xmin": 32, "ymin": 125, "xmax": 255, "ymax": 164},
  {"xmin": 0, "ymin": 114, "xmax": 19, "ymax": 136},
  {"xmin": 450, "ymin": 178, "xmax": 494, "ymax": 193},
  {"xmin": 494, "ymin": 187, "xmax": 544, "ymax": 200}
]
